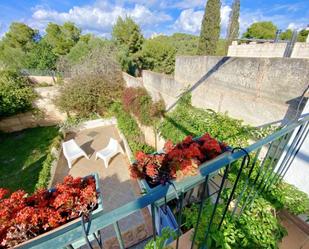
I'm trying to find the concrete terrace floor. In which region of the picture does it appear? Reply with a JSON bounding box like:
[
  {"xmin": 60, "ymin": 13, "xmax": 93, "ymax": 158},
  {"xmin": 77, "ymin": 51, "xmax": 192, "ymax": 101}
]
[{"xmin": 51, "ymin": 125, "xmax": 152, "ymax": 248}]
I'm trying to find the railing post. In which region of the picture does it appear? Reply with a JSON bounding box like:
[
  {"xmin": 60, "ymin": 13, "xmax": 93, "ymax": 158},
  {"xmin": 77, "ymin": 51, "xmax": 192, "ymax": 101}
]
[{"xmin": 113, "ymin": 221, "xmax": 125, "ymax": 249}]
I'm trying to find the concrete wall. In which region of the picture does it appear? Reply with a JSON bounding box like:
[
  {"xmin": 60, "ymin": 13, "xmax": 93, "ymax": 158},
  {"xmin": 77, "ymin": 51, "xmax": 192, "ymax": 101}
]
[
  {"xmin": 123, "ymin": 56, "xmax": 309, "ymax": 127},
  {"xmin": 228, "ymin": 41, "xmax": 309, "ymax": 59},
  {"xmin": 0, "ymin": 86, "xmax": 66, "ymax": 132},
  {"xmin": 292, "ymin": 43, "xmax": 309, "ymax": 58},
  {"xmin": 122, "ymin": 72, "xmax": 143, "ymax": 88}
]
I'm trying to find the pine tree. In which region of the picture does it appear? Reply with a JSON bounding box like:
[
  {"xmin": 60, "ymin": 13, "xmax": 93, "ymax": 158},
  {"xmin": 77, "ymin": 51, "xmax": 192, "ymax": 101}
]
[
  {"xmin": 226, "ymin": 0, "xmax": 240, "ymax": 52},
  {"xmin": 197, "ymin": 0, "xmax": 221, "ymax": 55}
]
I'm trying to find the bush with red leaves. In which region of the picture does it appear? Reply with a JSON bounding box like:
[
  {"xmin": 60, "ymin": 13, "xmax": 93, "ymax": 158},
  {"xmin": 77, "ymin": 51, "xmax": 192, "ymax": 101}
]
[
  {"xmin": 130, "ymin": 133, "xmax": 227, "ymax": 183},
  {"xmin": 122, "ymin": 87, "xmax": 165, "ymax": 126},
  {"xmin": 0, "ymin": 175, "xmax": 98, "ymax": 248}
]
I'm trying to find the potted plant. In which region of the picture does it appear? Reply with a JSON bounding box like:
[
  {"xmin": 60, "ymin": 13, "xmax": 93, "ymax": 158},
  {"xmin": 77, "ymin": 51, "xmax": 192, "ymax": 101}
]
[
  {"xmin": 0, "ymin": 173, "xmax": 103, "ymax": 248},
  {"xmin": 129, "ymin": 133, "xmax": 229, "ymax": 191}
]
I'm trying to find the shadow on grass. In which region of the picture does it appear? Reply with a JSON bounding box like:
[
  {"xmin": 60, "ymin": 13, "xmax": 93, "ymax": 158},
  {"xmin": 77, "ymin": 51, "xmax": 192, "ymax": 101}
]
[{"xmin": 0, "ymin": 126, "xmax": 59, "ymax": 193}]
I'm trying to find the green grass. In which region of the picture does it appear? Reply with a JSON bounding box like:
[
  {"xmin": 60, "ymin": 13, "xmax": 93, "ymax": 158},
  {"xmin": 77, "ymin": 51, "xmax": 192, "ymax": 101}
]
[{"xmin": 0, "ymin": 126, "xmax": 59, "ymax": 193}]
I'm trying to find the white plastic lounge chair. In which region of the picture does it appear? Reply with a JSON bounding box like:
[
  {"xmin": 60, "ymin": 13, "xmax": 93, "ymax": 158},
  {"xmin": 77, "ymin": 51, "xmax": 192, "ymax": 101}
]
[
  {"xmin": 95, "ymin": 138, "xmax": 124, "ymax": 168},
  {"xmin": 62, "ymin": 139, "xmax": 89, "ymax": 168}
]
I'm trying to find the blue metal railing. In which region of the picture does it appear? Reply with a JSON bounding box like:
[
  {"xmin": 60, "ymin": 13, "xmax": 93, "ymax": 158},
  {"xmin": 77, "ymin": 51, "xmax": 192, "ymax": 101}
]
[{"xmin": 16, "ymin": 114, "xmax": 309, "ymax": 249}]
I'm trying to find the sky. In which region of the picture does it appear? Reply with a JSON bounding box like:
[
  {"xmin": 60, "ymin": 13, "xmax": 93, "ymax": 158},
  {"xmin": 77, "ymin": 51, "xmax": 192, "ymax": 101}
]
[{"xmin": 0, "ymin": 0, "xmax": 308, "ymax": 38}]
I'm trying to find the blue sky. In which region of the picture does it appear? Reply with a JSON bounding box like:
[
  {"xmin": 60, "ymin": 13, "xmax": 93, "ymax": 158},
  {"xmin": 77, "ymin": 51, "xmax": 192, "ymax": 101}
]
[{"xmin": 0, "ymin": 0, "xmax": 308, "ymax": 38}]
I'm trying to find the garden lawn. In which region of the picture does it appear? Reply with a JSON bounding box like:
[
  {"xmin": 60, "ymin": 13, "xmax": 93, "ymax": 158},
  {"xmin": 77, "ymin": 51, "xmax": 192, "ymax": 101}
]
[{"xmin": 0, "ymin": 126, "xmax": 59, "ymax": 193}]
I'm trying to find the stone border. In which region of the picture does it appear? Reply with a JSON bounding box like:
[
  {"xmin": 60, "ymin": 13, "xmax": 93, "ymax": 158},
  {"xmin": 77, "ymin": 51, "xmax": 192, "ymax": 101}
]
[{"xmin": 48, "ymin": 143, "xmax": 62, "ymax": 189}]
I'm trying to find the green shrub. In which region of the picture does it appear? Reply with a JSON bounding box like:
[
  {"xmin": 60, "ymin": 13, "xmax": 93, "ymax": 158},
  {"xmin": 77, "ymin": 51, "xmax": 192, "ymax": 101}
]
[
  {"xmin": 56, "ymin": 73, "xmax": 124, "ymax": 117},
  {"xmin": 35, "ymin": 134, "xmax": 62, "ymax": 190},
  {"xmin": 183, "ymin": 198, "xmax": 286, "ymax": 249},
  {"xmin": 122, "ymin": 87, "xmax": 165, "ymax": 126},
  {"xmin": 159, "ymin": 94, "xmax": 274, "ymax": 147},
  {"xmin": 109, "ymin": 102, "xmax": 155, "ymax": 155},
  {"xmin": 144, "ymin": 227, "xmax": 176, "ymax": 249},
  {"xmin": 265, "ymin": 181, "xmax": 309, "ymax": 215},
  {"xmin": 141, "ymin": 39, "xmax": 176, "ymax": 74},
  {"xmin": 0, "ymin": 70, "xmax": 36, "ymax": 117}
]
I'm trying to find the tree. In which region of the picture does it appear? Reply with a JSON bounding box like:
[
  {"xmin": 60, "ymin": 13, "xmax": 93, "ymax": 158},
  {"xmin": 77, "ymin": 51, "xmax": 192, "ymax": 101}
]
[
  {"xmin": 141, "ymin": 39, "xmax": 176, "ymax": 74},
  {"xmin": 112, "ymin": 17, "xmax": 144, "ymax": 48},
  {"xmin": 297, "ymin": 29, "xmax": 309, "ymax": 42},
  {"xmin": 1, "ymin": 22, "xmax": 38, "ymax": 52},
  {"xmin": 45, "ymin": 22, "xmax": 81, "ymax": 56},
  {"xmin": 197, "ymin": 0, "xmax": 221, "ymax": 55},
  {"xmin": 0, "ymin": 43, "xmax": 26, "ymax": 70},
  {"xmin": 64, "ymin": 36, "xmax": 116, "ymax": 69},
  {"xmin": 112, "ymin": 17, "xmax": 144, "ymax": 75},
  {"xmin": 0, "ymin": 22, "xmax": 38, "ymax": 70},
  {"xmin": 280, "ymin": 29, "xmax": 293, "ymax": 40},
  {"xmin": 25, "ymin": 40, "xmax": 58, "ymax": 70},
  {"xmin": 0, "ymin": 70, "xmax": 36, "ymax": 117},
  {"xmin": 226, "ymin": 0, "xmax": 240, "ymax": 51},
  {"xmin": 242, "ymin": 21, "xmax": 277, "ymax": 39}
]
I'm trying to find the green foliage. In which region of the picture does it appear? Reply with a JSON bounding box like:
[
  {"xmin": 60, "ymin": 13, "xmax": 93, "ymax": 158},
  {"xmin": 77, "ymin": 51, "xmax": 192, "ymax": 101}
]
[
  {"xmin": 56, "ymin": 72, "xmax": 124, "ymax": 117},
  {"xmin": 159, "ymin": 94, "xmax": 260, "ymax": 147},
  {"xmin": 1, "ymin": 22, "xmax": 38, "ymax": 52},
  {"xmin": 297, "ymin": 29, "xmax": 309, "ymax": 42},
  {"xmin": 45, "ymin": 22, "xmax": 81, "ymax": 56},
  {"xmin": 197, "ymin": 0, "xmax": 221, "ymax": 55},
  {"xmin": 109, "ymin": 102, "xmax": 155, "ymax": 155},
  {"xmin": 155, "ymin": 33, "xmax": 199, "ymax": 56},
  {"xmin": 265, "ymin": 182, "xmax": 309, "ymax": 215},
  {"xmin": 183, "ymin": 198, "xmax": 286, "ymax": 249},
  {"xmin": 144, "ymin": 227, "xmax": 176, "ymax": 249},
  {"xmin": 65, "ymin": 36, "xmax": 115, "ymax": 66},
  {"xmin": 112, "ymin": 17, "xmax": 144, "ymax": 76},
  {"xmin": 0, "ymin": 44, "xmax": 26, "ymax": 70},
  {"xmin": 226, "ymin": 0, "xmax": 240, "ymax": 52},
  {"xmin": 280, "ymin": 29, "xmax": 293, "ymax": 40},
  {"xmin": 123, "ymin": 87, "xmax": 165, "ymax": 126},
  {"xmin": 35, "ymin": 134, "xmax": 62, "ymax": 190},
  {"xmin": 24, "ymin": 40, "xmax": 58, "ymax": 70},
  {"xmin": 0, "ymin": 22, "xmax": 38, "ymax": 70},
  {"xmin": 141, "ymin": 39, "xmax": 176, "ymax": 74},
  {"xmin": 0, "ymin": 70, "xmax": 36, "ymax": 117},
  {"xmin": 0, "ymin": 126, "xmax": 59, "ymax": 193},
  {"xmin": 242, "ymin": 21, "xmax": 277, "ymax": 39}
]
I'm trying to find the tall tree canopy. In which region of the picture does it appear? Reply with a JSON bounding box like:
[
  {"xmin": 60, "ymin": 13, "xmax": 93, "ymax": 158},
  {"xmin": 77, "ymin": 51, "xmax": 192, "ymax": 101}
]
[
  {"xmin": 197, "ymin": 0, "xmax": 221, "ymax": 55},
  {"xmin": 112, "ymin": 17, "xmax": 144, "ymax": 52},
  {"xmin": 44, "ymin": 22, "xmax": 81, "ymax": 56},
  {"xmin": 242, "ymin": 21, "xmax": 277, "ymax": 39},
  {"xmin": 112, "ymin": 17, "xmax": 144, "ymax": 75},
  {"xmin": 297, "ymin": 29, "xmax": 309, "ymax": 42},
  {"xmin": 25, "ymin": 40, "xmax": 58, "ymax": 70},
  {"xmin": 140, "ymin": 39, "xmax": 176, "ymax": 74},
  {"xmin": 279, "ymin": 29, "xmax": 293, "ymax": 40},
  {"xmin": 1, "ymin": 22, "xmax": 38, "ymax": 52},
  {"xmin": 226, "ymin": 0, "xmax": 240, "ymax": 50}
]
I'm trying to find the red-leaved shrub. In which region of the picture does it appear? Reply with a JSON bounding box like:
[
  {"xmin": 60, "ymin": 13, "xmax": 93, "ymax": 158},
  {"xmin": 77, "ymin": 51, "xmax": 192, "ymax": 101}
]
[
  {"xmin": 129, "ymin": 133, "xmax": 227, "ymax": 183},
  {"xmin": 0, "ymin": 175, "xmax": 98, "ymax": 248},
  {"xmin": 122, "ymin": 87, "xmax": 165, "ymax": 126}
]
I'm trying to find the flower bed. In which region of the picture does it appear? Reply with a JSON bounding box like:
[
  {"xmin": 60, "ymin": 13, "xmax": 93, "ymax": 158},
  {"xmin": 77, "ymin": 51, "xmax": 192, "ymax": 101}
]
[
  {"xmin": 0, "ymin": 174, "xmax": 101, "ymax": 248},
  {"xmin": 129, "ymin": 133, "xmax": 228, "ymax": 186}
]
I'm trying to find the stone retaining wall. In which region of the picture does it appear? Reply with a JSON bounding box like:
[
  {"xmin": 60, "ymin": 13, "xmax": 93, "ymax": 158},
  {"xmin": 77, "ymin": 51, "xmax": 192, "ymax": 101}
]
[
  {"xmin": 123, "ymin": 56, "xmax": 309, "ymax": 127},
  {"xmin": 0, "ymin": 86, "xmax": 66, "ymax": 132}
]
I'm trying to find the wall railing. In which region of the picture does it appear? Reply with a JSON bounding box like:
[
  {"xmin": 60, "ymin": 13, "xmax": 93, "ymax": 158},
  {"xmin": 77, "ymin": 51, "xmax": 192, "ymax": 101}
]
[{"xmin": 17, "ymin": 114, "xmax": 309, "ymax": 249}]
